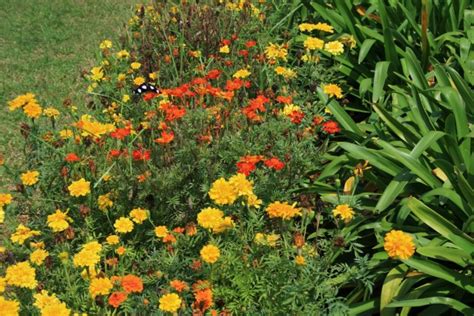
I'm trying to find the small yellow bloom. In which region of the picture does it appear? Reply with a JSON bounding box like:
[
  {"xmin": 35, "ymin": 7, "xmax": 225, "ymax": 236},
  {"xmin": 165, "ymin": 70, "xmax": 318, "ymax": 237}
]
[
  {"xmin": 5, "ymin": 261, "xmax": 37, "ymax": 289},
  {"xmin": 21, "ymin": 170, "xmax": 40, "ymax": 186},
  {"xmin": 122, "ymin": 94, "xmax": 130, "ymax": 103},
  {"xmin": 219, "ymin": 45, "xmax": 230, "ymax": 54},
  {"xmin": 295, "ymin": 255, "xmax": 306, "ymax": 265},
  {"xmin": 99, "ymin": 39, "xmax": 112, "ymax": 50},
  {"xmin": 233, "ymin": 68, "xmax": 251, "ymax": 79},
  {"xmin": 114, "ymin": 217, "xmax": 134, "ymax": 234},
  {"xmin": 89, "ymin": 277, "xmax": 113, "ymax": 298},
  {"xmin": 90, "ymin": 67, "xmax": 104, "ymax": 81},
  {"xmin": 133, "ymin": 76, "xmax": 145, "ymax": 86},
  {"xmin": 304, "ymin": 36, "xmax": 324, "ymax": 50},
  {"xmin": 106, "ymin": 235, "xmax": 120, "ymax": 245},
  {"xmin": 68, "ymin": 178, "xmax": 91, "ymax": 197},
  {"xmin": 265, "ymin": 43, "xmax": 288, "ymax": 61},
  {"xmin": 116, "ymin": 50, "xmax": 130, "ymax": 59},
  {"xmin": 159, "ymin": 293, "xmax": 182, "ymax": 313},
  {"xmin": 47, "ymin": 209, "xmax": 72, "ymax": 232},
  {"xmin": 129, "ymin": 208, "xmax": 148, "ymax": 224},
  {"xmin": 266, "ymin": 201, "xmax": 301, "ymax": 220},
  {"xmin": 332, "ymin": 204, "xmax": 354, "ymax": 222},
  {"xmin": 155, "ymin": 225, "xmax": 168, "ymax": 238},
  {"xmin": 30, "ymin": 249, "xmax": 49, "ymax": 266},
  {"xmin": 200, "ymin": 244, "xmax": 220, "ymax": 263},
  {"xmin": 131, "ymin": 62, "xmax": 141, "ymax": 70},
  {"xmin": 324, "ymin": 41, "xmax": 344, "ymax": 55},
  {"xmin": 322, "ymin": 83, "xmax": 343, "ymax": 99}
]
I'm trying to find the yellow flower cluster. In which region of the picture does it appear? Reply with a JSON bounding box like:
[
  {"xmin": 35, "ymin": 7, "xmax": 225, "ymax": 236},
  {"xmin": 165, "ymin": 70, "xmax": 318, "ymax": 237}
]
[
  {"xmin": 299, "ymin": 22, "xmax": 334, "ymax": 33},
  {"xmin": 384, "ymin": 230, "xmax": 416, "ymax": 260},
  {"xmin": 8, "ymin": 93, "xmax": 43, "ymax": 119},
  {"xmin": 98, "ymin": 193, "xmax": 113, "ymax": 211},
  {"xmin": 73, "ymin": 241, "xmax": 102, "ymax": 268},
  {"xmin": 266, "ymin": 201, "xmax": 301, "ymax": 220},
  {"xmin": 10, "ymin": 224, "xmax": 41, "ymax": 245},
  {"xmin": 21, "ymin": 170, "xmax": 40, "ymax": 186},
  {"xmin": 197, "ymin": 207, "xmax": 234, "ymax": 233},
  {"xmin": 47, "ymin": 209, "xmax": 72, "ymax": 232},
  {"xmin": 5, "ymin": 261, "xmax": 37, "ymax": 289},
  {"xmin": 34, "ymin": 290, "xmax": 71, "ymax": 316},
  {"xmin": 254, "ymin": 232, "xmax": 280, "ymax": 247},
  {"xmin": 76, "ymin": 114, "xmax": 115, "ymax": 138},
  {"xmin": 265, "ymin": 43, "xmax": 288, "ymax": 61},
  {"xmin": 274, "ymin": 66, "xmax": 297, "ymax": 79},
  {"xmin": 209, "ymin": 173, "xmax": 261, "ymax": 207}
]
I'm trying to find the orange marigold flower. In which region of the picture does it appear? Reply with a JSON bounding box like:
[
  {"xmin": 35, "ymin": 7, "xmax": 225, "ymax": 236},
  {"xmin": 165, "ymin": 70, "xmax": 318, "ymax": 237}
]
[
  {"xmin": 155, "ymin": 131, "xmax": 174, "ymax": 144},
  {"xmin": 65, "ymin": 153, "xmax": 80, "ymax": 162},
  {"xmin": 384, "ymin": 230, "xmax": 416, "ymax": 260},
  {"xmin": 121, "ymin": 274, "xmax": 143, "ymax": 293},
  {"xmin": 170, "ymin": 279, "xmax": 188, "ymax": 292},
  {"xmin": 264, "ymin": 157, "xmax": 285, "ymax": 171},
  {"xmin": 266, "ymin": 201, "xmax": 301, "ymax": 220},
  {"xmin": 108, "ymin": 291, "xmax": 128, "ymax": 308},
  {"xmin": 193, "ymin": 288, "xmax": 213, "ymax": 312}
]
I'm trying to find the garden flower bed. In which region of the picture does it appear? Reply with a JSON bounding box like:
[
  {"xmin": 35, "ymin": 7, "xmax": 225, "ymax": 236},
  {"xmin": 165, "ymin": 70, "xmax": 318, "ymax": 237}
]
[{"xmin": 1, "ymin": 1, "xmax": 473, "ymax": 315}]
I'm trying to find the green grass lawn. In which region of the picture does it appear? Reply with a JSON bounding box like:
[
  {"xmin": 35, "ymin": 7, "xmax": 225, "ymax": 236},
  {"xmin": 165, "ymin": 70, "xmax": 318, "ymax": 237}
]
[{"xmin": 0, "ymin": 0, "xmax": 140, "ymax": 153}]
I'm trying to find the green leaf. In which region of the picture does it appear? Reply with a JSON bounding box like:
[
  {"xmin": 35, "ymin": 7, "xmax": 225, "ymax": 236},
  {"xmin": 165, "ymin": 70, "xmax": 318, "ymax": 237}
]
[
  {"xmin": 387, "ymin": 296, "xmax": 474, "ymax": 315},
  {"xmin": 416, "ymin": 246, "xmax": 473, "ymax": 267},
  {"xmin": 403, "ymin": 257, "xmax": 474, "ymax": 294},
  {"xmin": 358, "ymin": 39, "xmax": 377, "ymax": 64},
  {"xmin": 349, "ymin": 299, "xmax": 379, "ymax": 316},
  {"xmin": 406, "ymin": 197, "xmax": 474, "ymax": 253},
  {"xmin": 380, "ymin": 264, "xmax": 408, "ymax": 315},
  {"xmin": 326, "ymin": 100, "xmax": 362, "ymax": 134},
  {"xmin": 373, "ymin": 61, "xmax": 391, "ymax": 103}
]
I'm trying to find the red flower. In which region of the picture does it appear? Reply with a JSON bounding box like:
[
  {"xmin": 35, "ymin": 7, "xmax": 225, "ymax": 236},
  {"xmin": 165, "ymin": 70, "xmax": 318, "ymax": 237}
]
[
  {"xmin": 288, "ymin": 111, "xmax": 305, "ymax": 124},
  {"xmin": 121, "ymin": 275, "xmax": 144, "ymax": 293},
  {"xmin": 238, "ymin": 49, "xmax": 249, "ymax": 58},
  {"xmin": 164, "ymin": 106, "xmax": 186, "ymax": 122},
  {"xmin": 108, "ymin": 149, "xmax": 122, "ymax": 159},
  {"xmin": 322, "ymin": 120, "xmax": 341, "ymax": 134},
  {"xmin": 155, "ymin": 131, "xmax": 174, "ymax": 144},
  {"xmin": 245, "ymin": 40, "xmax": 257, "ymax": 48},
  {"xmin": 276, "ymin": 95, "xmax": 292, "ymax": 104},
  {"xmin": 132, "ymin": 149, "xmax": 151, "ymax": 161},
  {"xmin": 65, "ymin": 153, "xmax": 80, "ymax": 162},
  {"xmin": 264, "ymin": 158, "xmax": 285, "ymax": 171},
  {"xmin": 143, "ymin": 92, "xmax": 158, "ymax": 101},
  {"xmin": 206, "ymin": 69, "xmax": 222, "ymax": 80},
  {"xmin": 221, "ymin": 39, "xmax": 231, "ymax": 46},
  {"xmin": 110, "ymin": 127, "xmax": 131, "ymax": 140},
  {"xmin": 108, "ymin": 291, "xmax": 128, "ymax": 308}
]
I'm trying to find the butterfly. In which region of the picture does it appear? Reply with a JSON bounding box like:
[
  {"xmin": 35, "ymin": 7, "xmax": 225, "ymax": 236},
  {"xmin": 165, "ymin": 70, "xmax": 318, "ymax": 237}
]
[{"xmin": 133, "ymin": 83, "xmax": 160, "ymax": 95}]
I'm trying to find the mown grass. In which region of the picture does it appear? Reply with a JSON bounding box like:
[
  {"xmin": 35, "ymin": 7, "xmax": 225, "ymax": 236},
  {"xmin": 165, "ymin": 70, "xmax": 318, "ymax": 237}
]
[{"xmin": 0, "ymin": 0, "xmax": 140, "ymax": 153}]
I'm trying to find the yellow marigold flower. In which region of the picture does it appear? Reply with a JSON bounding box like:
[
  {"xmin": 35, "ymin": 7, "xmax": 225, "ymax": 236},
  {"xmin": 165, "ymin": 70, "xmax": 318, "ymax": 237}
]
[
  {"xmin": 43, "ymin": 107, "xmax": 60, "ymax": 118},
  {"xmin": 229, "ymin": 173, "xmax": 253, "ymax": 197},
  {"xmin": 213, "ymin": 216, "xmax": 235, "ymax": 233},
  {"xmin": 5, "ymin": 261, "xmax": 37, "ymax": 289},
  {"xmin": 384, "ymin": 230, "xmax": 416, "ymax": 260},
  {"xmin": 247, "ymin": 193, "xmax": 262, "ymax": 208},
  {"xmin": 339, "ymin": 34, "xmax": 357, "ymax": 49},
  {"xmin": 47, "ymin": 209, "xmax": 71, "ymax": 232},
  {"xmin": 265, "ymin": 43, "xmax": 288, "ymax": 61},
  {"xmin": 21, "ymin": 170, "xmax": 39, "ymax": 186},
  {"xmin": 197, "ymin": 207, "xmax": 224, "ymax": 229},
  {"xmin": 295, "ymin": 255, "xmax": 306, "ymax": 265},
  {"xmin": 114, "ymin": 217, "xmax": 134, "ymax": 234},
  {"xmin": 200, "ymin": 244, "xmax": 220, "ymax": 264},
  {"xmin": 322, "ymin": 83, "xmax": 343, "ymax": 99},
  {"xmin": 116, "ymin": 246, "xmax": 126, "ymax": 256},
  {"xmin": 324, "ymin": 41, "xmax": 344, "ymax": 55},
  {"xmin": 129, "ymin": 208, "xmax": 148, "ymax": 224},
  {"xmin": 0, "ymin": 277, "xmax": 5, "ymax": 292},
  {"xmin": 299, "ymin": 22, "xmax": 318, "ymax": 32},
  {"xmin": 332, "ymin": 204, "xmax": 354, "ymax": 222},
  {"xmin": 11, "ymin": 224, "xmax": 40, "ymax": 245},
  {"xmin": 304, "ymin": 36, "xmax": 324, "ymax": 50},
  {"xmin": 59, "ymin": 129, "xmax": 74, "ymax": 139},
  {"xmin": 30, "ymin": 241, "xmax": 44, "ymax": 249},
  {"xmin": 131, "ymin": 62, "xmax": 141, "ymax": 70},
  {"xmin": 116, "ymin": 50, "xmax": 130, "ymax": 59},
  {"xmin": 106, "ymin": 235, "xmax": 119, "ymax": 245},
  {"xmin": 68, "ymin": 178, "xmax": 91, "ymax": 197},
  {"xmin": 23, "ymin": 101, "xmax": 42, "ymax": 119},
  {"xmin": 73, "ymin": 241, "xmax": 102, "ymax": 267},
  {"xmin": 8, "ymin": 93, "xmax": 37, "ymax": 111},
  {"xmin": 159, "ymin": 293, "xmax": 182, "ymax": 313},
  {"xmin": 0, "ymin": 208, "xmax": 4, "ymax": 224},
  {"xmin": 254, "ymin": 233, "xmax": 266, "ymax": 245},
  {"xmin": 99, "ymin": 39, "xmax": 112, "ymax": 49},
  {"xmin": 133, "ymin": 76, "xmax": 145, "ymax": 86},
  {"xmin": 155, "ymin": 225, "xmax": 168, "ymax": 238},
  {"xmin": 314, "ymin": 22, "xmax": 334, "ymax": 33},
  {"xmin": 219, "ymin": 45, "xmax": 230, "ymax": 54},
  {"xmin": 77, "ymin": 115, "xmax": 115, "ymax": 138},
  {"xmin": 30, "ymin": 249, "xmax": 49, "ymax": 266},
  {"xmin": 117, "ymin": 73, "xmax": 126, "ymax": 81},
  {"xmin": 0, "ymin": 193, "xmax": 12, "ymax": 207},
  {"xmin": 89, "ymin": 277, "xmax": 113, "ymax": 298},
  {"xmin": 90, "ymin": 67, "xmax": 104, "ymax": 81},
  {"xmin": 281, "ymin": 104, "xmax": 301, "ymax": 116},
  {"xmin": 122, "ymin": 94, "xmax": 130, "ymax": 103},
  {"xmin": 266, "ymin": 201, "xmax": 301, "ymax": 220},
  {"xmin": 266, "ymin": 233, "xmax": 280, "ymax": 247},
  {"xmin": 0, "ymin": 296, "xmax": 19, "ymax": 316},
  {"xmin": 274, "ymin": 66, "xmax": 297, "ymax": 79},
  {"xmin": 208, "ymin": 178, "xmax": 238, "ymax": 205},
  {"xmin": 233, "ymin": 68, "xmax": 251, "ymax": 79},
  {"xmin": 98, "ymin": 193, "xmax": 113, "ymax": 211},
  {"xmin": 301, "ymin": 54, "xmax": 320, "ymax": 63}
]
